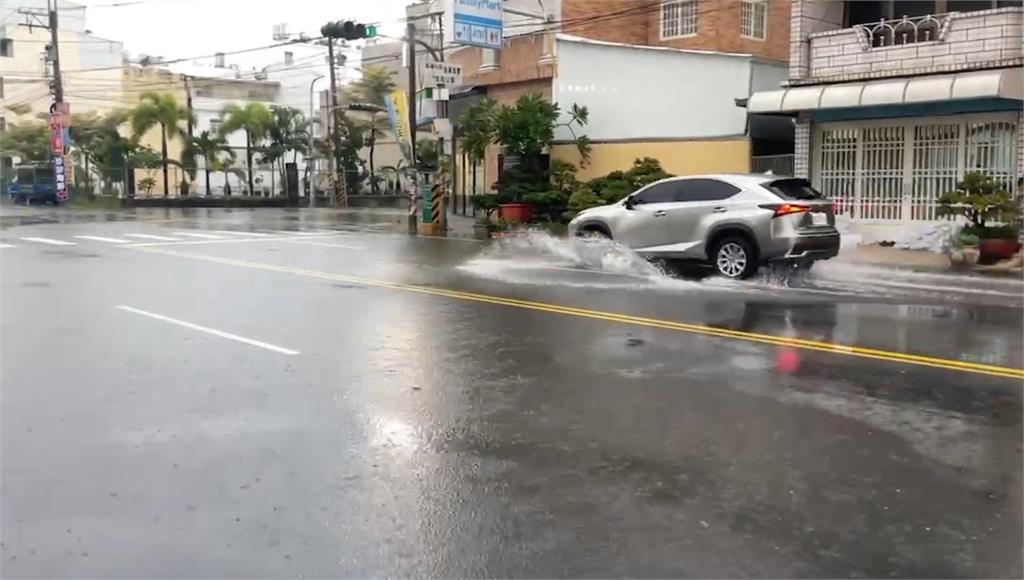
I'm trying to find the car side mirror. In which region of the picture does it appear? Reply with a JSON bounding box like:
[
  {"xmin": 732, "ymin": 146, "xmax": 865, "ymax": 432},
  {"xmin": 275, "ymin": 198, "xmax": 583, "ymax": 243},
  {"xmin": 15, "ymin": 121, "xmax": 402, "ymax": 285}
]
[{"xmin": 624, "ymin": 195, "xmax": 636, "ymax": 210}]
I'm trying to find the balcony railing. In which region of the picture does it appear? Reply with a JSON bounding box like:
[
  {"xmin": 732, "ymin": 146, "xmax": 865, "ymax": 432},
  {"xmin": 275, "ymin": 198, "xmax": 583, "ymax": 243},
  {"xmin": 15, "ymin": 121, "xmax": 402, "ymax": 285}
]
[{"xmin": 854, "ymin": 13, "xmax": 952, "ymax": 48}]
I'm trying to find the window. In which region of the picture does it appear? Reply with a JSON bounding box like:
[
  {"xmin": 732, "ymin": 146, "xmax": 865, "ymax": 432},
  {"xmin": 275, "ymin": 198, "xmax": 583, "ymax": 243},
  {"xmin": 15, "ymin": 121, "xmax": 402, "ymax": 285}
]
[
  {"xmin": 634, "ymin": 181, "xmax": 677, "ymax": 204},
  {"xmin": 0, "ymin": 77, "xmax": 4, "ymax": 99},
  {"xmin": 766, "ymin": 179, "xmax": 825, "ymax": 201},
  {"xmin": 209, "ymin": 118, "xmax": 222, "ymax": 133},
  {"xmin": 661, "ymin": 0, "xmax": 697, "ymax": 39},
  {"xmin": 673, "ymin": 179, "xmax": 742, "ymax": 201},
  {"xmin": 740, "ymin": 1, "xmax": 767, "ymax": 40},
  {"xmin": 0, "ymin": 39, "xmax": 12, "ymax": 57}
]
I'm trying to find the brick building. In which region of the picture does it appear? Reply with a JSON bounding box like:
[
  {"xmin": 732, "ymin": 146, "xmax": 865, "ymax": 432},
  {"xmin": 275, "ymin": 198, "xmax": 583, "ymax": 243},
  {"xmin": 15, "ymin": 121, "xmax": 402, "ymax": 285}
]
[
  {"xmin": 445, "ymin": 0, "xmax": 793, "ymax": 190},
  {"xmin": 749, "ymin": 0, "xmax": 1023, "ymax": 240}
]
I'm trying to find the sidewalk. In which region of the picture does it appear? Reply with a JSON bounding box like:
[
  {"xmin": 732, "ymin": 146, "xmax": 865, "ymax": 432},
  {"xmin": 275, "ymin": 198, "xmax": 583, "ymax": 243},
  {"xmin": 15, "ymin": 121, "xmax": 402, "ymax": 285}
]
[{"xmin": 834, "ymin": 243, "xmax": 1024, "ymax": 278}]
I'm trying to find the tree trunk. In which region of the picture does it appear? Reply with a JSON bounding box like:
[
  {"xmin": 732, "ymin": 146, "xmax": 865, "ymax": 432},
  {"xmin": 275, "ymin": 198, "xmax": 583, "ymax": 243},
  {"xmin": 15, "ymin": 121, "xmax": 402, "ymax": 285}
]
[
  {"xmin": 160, "ymin": 125, "xmax": 170, "ymax": 197},
  {"xmin": 245, "ymin": 130, "xmax": 254, "ymax": 196},
  {"xmin": 369, "ymin": 136, "xmax": 377, "ymax": 194},
  {"xmin": 224, "ymin": 171, "xmax": 231, "ymax": 196},
  {"xmin": 84, "ymin": 154, "xmax": 93, "ymax": 199},
  {"xmin": 204, "ymin": 154, "xmax": 212, "ymax": 197}
]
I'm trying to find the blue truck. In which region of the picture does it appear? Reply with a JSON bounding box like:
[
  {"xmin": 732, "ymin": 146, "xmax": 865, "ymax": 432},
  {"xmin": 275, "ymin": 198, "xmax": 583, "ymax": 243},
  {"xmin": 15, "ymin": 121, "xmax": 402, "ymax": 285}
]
[{"xmin": 7, "ymin": 163, "xmax": 61, "ymax": 205}]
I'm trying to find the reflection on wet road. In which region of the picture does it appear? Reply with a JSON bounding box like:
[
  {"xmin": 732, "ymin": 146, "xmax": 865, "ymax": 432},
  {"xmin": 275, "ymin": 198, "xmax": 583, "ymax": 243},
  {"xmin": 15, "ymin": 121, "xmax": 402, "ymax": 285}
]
[{"xmin": 1, "ymin": 207, "xmax": 1021, "ymax": 578}]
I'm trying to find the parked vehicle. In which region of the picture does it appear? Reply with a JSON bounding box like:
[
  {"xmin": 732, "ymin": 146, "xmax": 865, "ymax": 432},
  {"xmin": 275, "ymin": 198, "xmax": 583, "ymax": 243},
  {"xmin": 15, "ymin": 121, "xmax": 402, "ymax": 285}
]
[
  {"xmin": 568, "ymin": 174, "xmax": 840, "ymax": 279},
  {"xmin": 7, "ymin": 164, "xmax": 61, "ymax": 206}
]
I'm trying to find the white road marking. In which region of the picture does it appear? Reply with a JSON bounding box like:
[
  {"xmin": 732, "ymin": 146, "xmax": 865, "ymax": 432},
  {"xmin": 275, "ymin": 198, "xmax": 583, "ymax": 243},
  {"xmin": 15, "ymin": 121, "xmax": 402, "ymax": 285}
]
[
  {"xmin": 74, "ymin": 235, "xmax": 131, "ymax": 244},
  {"xmin": 116, "ymin": 305, "xmax": 299, "ymax": 356},
  {"xmin": 172, "ymin": 232, "xmax": 225, "ymax": 239},
  {"xmin": 211, "ymin": 230, "xmax": 273, "ymax": 237},
  {"xmin": 0, "ymin": 243, "xmax": 15, "ymax": 249},
  {"xmin": 20, "ymin": 237, "xmax": 77, "ymax": 246},
  {"xmin": 265, "ymin": 229, "xmax": 327, "ymax": 236},
  {"xmin": 123, "ymin": 233, "xmax": 181, "ymax": 241},
  {"xmin": 283, "ymin": 239, "xmax": 367, "ymax": 250},
  {"xmin": 125, "ymin": 233, "xmax": 337, "ymax": 247}
]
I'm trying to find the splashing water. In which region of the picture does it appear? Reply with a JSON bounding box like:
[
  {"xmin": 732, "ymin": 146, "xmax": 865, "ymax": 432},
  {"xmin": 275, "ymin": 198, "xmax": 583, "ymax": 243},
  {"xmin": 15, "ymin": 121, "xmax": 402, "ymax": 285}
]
[{"xmin": 457, "ymin": 230, "xmax": 674, "ymax": 288}]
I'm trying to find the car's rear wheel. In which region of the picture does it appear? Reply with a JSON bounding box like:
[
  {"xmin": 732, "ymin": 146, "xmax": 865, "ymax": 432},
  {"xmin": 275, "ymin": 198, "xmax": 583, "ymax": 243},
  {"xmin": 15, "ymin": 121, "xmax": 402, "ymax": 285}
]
[{"xmin": 712, "ymin": 236, "xmax": 757, "ymax": 279}]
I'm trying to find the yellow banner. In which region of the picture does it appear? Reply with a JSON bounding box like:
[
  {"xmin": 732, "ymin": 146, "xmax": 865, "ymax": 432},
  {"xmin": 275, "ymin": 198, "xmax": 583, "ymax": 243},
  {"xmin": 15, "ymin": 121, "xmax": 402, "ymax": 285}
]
[{"xmin": 385, "ymin": 90, "xmax": 411, "ymax": 148}]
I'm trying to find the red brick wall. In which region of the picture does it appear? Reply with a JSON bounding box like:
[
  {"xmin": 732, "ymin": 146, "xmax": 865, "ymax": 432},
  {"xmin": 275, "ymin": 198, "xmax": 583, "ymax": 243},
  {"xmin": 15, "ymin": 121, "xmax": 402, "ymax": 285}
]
[{"xmin": 563, "ymin": 0, "xmax": 790, "ymax": 63}]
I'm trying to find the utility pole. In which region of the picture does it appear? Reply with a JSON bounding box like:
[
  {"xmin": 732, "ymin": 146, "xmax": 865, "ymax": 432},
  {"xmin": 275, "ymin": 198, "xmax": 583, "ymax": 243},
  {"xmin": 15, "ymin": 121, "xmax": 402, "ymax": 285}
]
[
  {"xmin": 47, "ymin": 0, "xmax": 63, "ymax": 103},
  {"xmin": 183, "ymin": 75, "xmax": 194, "ymax": 195},
  {"xmin": 308, "ymin": 75, "xmax": 324, "ymax": 208},
  {"xmin": 406, "ymin": 21, "xmax": 418, "ymax": 235},
  {"xmin": 325, "ymin": 37, "xmax": 342, "ymax": 207}
]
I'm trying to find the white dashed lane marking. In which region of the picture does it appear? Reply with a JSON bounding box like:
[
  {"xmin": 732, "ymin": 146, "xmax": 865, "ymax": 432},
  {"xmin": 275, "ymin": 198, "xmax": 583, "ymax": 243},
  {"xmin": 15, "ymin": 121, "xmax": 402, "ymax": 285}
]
[
  {"xmin": 123, "ymin": 233, "xmax": 181, "ymax": 241},
  {"xmin": 210, "ymin": 230, "xmax": 273, "ymax": 237},
  {"xmin": 74, "ymin": 235, "xmax": 131, "ymax": 244},
  {"xmin": 0, "ymin": 243, "xmax": 16, "ymax": 249},
  {"xmin": 171, "ymin": 232, "xmax": 225, "ymax": 239},
  {"xmin": 20, "ymin": 237, "xmax": 77, "ymax": 246}
]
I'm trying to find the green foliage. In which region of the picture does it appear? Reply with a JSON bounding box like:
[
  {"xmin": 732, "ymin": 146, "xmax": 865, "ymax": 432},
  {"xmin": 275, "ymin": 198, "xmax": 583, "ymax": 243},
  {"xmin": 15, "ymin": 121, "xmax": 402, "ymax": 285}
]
[
  {"xmin": 0, "ymin": 121, "xmax": 50, "ymax": 161},
  {"xmin": 266, "ymin": 106, "xmax": 309, "ymax": 163},
  {"xmin": 472, "ymin": 193, "xmax": 501, "ymax": 217},
  {"xmin": 459, "ymin": 98, "xmax": 497, "ymax": 166},
  {"xmin": 961, "ymin": 223, "xmax": 1020, "ymax": 240},
  {"xmin": 138, "ymin": 176, "xmax": 157, "ymax": 195},
  {"xmin": 568, "ymin": 157, "xmax": 674, "ymax": 213},
  {"xmin": 131, "ymin": 93, "xmax": 190, "ymax": 143},
  {"xmin": 938, "ymin": 172, "xmax": 1019, "ymax": 230},
  {"xmin": 344, "ymin": 65, "xmax": 396, "ymax": 107}
]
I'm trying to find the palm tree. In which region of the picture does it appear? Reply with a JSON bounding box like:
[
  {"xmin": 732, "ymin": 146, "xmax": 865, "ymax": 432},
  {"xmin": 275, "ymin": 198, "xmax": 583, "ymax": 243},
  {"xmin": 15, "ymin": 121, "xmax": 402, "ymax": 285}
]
[
  {"xmin": 266, "ymin": 106, "xmax": 309, "ymax": 196},
  {"xmin": 219, "ymin": 102, "xmax": 272, "ymax": 195},
  {"xmin": 187, "ymin": 131, "xmax": 233, "ymax": 197},
  {"xmin": 345, "ymin": 65, "xmax": 396, "ymax": 193},
  {"xmin": 130, "ymin": 92, "xmax": 190, "ymax": 197}
]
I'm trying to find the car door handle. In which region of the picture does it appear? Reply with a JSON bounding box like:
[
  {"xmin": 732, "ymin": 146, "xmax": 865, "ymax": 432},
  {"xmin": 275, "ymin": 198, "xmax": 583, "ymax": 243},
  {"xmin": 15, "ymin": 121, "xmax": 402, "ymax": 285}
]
[
  {"xmin": 711, "ymin": 207, "xmax": 728, "ymax": 213},
  {"xmin": 652, "ymin": 210, "xmax": 668, "ymax": 217}
]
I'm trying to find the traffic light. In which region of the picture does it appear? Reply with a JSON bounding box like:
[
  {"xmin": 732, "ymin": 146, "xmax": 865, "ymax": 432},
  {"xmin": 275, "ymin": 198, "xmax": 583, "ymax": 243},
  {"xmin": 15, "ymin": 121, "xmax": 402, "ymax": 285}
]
[{"xmin": 320, "ymin": 20, "xmax": 378, "ymax": 41}]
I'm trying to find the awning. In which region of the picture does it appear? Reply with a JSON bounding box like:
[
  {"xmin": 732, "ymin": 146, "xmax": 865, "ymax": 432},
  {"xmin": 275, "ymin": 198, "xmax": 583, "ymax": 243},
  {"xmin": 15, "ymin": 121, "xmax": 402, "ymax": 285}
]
[{"xmin": 747, "ymin": 68, "xmax": 1023, "ymax": 114}]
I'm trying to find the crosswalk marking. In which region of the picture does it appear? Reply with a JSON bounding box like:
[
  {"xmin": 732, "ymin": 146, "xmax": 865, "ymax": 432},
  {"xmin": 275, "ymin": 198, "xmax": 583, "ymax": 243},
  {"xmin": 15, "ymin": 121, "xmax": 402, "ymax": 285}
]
[
  {"xmin": 211, "ymin": 230, "xmax": 273, "ymax": 237},
  {"xmin": 74, "ymin": 235, "xmax": 131, "ymax": 244},
  {"xmin": 0, "ymin": 243, "xmax": 15, "ymax": 249},
  {"xmin": 123, "ymin": 233, "xmax": 181, "ymax": 241},
  {"xmin": 171, "ymin": 232, "xmax": 225, "ymax": 239},
  {"xmin": 265, "ymin": 229, "xmax": 328, "ymax": 236},
  {"xmin": 20, "ymin": 237, "xmax": 77, "ymax": 246}
]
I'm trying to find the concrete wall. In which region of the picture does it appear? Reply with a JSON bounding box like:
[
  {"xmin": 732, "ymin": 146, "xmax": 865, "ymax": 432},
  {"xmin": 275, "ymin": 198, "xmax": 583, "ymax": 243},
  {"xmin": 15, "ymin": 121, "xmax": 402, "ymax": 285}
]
[
  {"xmin": 553, "ymin": 37, "xmax": 760, "ymax": 142},
  {"xmin": 552, "ymin": 138, "xmax": 752, "ymax": 181},
  {"xmin": 808, "ymin": 7, "xmax": 1023, "ymax": 82}
]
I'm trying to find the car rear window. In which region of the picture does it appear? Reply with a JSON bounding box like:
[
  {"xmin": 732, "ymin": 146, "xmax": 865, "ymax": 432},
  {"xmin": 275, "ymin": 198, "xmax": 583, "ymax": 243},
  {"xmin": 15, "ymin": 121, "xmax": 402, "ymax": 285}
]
[{"xmin": 764, "ymin": 178, "xmax": 825, "ymax": 201}]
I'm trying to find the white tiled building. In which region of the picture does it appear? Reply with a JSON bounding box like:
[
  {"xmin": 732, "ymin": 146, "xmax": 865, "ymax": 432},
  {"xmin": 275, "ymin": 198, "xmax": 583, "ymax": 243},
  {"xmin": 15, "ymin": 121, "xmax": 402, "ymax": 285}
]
[{"xmin": 749, "ymin": 0, "xmax": 1023, "ymax": 240}]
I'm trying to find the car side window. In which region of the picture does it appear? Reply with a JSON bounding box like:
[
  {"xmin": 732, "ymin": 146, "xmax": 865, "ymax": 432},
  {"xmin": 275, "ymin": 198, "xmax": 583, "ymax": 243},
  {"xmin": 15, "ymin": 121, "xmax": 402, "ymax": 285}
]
[
  {"xmin": 633, "ymin": 182, "xmax": 676, "ymax": 204},
  {"xmin": 672, "ymin": 179, "xmax": 741, "ymax": 202}
]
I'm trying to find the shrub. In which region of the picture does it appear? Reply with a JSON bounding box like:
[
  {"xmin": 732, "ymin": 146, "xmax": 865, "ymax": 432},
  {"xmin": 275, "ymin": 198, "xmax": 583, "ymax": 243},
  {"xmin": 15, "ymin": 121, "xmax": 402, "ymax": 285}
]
[{"xmin": 938, "ymin": 172, "xmax": 1019, "ymax": 230}]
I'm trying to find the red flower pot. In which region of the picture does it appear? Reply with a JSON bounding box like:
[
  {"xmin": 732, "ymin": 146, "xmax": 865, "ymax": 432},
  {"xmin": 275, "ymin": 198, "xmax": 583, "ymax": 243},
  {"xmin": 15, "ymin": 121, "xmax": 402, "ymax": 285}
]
[
  {"xmin": 498, "ymin": 203, "xmax": 533, "ymax": 224},
  {"xmin": 979, "ymin": 238, "xmax": 1022, "ymax": 262}
]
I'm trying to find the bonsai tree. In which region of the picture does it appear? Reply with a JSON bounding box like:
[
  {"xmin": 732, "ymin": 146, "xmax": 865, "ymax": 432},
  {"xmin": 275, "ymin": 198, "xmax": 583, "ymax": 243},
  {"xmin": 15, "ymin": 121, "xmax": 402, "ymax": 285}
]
[{"xmin": 938, "ymin": 172, "xmax": 1020, "ymax": 239}]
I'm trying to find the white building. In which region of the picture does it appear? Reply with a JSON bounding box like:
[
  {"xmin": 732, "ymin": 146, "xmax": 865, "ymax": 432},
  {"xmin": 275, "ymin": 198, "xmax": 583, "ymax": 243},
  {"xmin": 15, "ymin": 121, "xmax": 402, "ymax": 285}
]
[{"xmin": 748, "ymin": 0, "xmax": 1023, "ymax": 241}]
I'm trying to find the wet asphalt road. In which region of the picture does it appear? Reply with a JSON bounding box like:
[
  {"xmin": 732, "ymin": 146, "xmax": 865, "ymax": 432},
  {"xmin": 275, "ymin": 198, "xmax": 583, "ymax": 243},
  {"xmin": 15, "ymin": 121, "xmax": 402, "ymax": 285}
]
[{"xmin": 1, "ymin": 206, "xmax": 1022, "ymax": 578}]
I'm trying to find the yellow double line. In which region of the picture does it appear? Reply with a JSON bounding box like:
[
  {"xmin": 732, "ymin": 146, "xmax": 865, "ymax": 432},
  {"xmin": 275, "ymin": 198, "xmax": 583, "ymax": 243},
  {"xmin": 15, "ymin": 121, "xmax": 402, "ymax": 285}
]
[{"xmin": 134, "ymin": 246, "xmax": 1024, "ymax": 380}]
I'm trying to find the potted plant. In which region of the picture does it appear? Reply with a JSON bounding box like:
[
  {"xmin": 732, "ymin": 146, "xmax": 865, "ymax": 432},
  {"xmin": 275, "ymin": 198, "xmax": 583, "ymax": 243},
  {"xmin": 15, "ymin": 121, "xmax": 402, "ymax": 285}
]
[{"xmin": 938, "ymin": 172, "xmax": 1021, "ymax": 263}]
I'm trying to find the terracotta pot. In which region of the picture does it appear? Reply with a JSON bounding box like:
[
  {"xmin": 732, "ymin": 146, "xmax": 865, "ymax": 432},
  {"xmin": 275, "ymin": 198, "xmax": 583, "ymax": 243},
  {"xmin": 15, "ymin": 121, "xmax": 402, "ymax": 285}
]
[
  {"xmin": 498, "ymin": 203, "xmax": 533, "ymax": 224},
  {"xmin": 979, "ymin": 238, "xmax": 1022, "ymax": 262}
]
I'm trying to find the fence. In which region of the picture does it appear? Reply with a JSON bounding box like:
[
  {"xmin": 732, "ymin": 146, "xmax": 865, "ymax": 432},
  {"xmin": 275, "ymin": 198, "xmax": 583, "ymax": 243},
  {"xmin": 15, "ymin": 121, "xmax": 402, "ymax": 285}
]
[{"xmin": 751, "ymin": 154, "xmax": 795, "ymax": 176}]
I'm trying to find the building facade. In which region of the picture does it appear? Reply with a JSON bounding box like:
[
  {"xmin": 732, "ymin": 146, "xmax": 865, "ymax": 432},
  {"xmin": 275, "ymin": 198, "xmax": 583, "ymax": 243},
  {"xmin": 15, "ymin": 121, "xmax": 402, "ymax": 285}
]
[
  {"xmin": 749, "ymin": 0, "xmax": 1023, "ymax": 239},
  {"xmin": 443, "ymin": 0, "xmax": 791, "ymax": 191}
]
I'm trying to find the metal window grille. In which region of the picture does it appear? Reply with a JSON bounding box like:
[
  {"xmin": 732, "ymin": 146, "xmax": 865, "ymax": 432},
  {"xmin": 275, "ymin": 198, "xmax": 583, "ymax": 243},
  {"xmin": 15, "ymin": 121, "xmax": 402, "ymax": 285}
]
[
  {"xmin": 911, "ymin": 123, "xmax": 960, "ymax": 221},
  {"xmin": 860, "ymin": 126, "xmax": 905, "ymax": 221},
  {"xmin": 740, "ymin": 1, "xmax": 767, "ymax": 39},
  {"xmin": 966, "ymin": 121, "xmax": 1018, "ymax": 192},
  {"xmin": 818, "ymin": 128, "xmax": 858, "ymax": 216},
  {"xmin": 662, "ymin": 0, "xmax": 697, "ymax": 39}
]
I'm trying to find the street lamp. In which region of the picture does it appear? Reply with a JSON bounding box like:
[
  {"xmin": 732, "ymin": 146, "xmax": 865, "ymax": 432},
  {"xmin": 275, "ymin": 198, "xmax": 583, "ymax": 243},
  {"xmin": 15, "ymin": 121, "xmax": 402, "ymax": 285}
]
[{"xmin": 308, "ymin": 74, "xmax": 325, "ymax": 208}]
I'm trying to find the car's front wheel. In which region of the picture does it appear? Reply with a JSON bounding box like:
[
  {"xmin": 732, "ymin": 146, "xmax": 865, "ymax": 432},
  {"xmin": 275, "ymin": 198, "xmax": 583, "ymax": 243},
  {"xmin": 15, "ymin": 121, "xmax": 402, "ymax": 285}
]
[{"xmin": 712, "ymin": 236, "xmax": 758, "ymax": 279}]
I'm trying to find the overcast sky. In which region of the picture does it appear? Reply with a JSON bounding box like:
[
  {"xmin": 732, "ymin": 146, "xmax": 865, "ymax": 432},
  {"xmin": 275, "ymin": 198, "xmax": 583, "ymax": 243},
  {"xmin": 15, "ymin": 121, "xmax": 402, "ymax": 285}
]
[{"xmin": 75, "ymin": 0, "xmax": 411, "ymax": 68}]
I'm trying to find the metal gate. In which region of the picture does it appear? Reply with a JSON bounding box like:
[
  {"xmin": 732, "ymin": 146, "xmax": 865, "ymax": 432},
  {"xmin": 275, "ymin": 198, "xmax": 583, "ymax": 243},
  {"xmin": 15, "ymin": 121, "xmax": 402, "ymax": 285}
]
[{"xmin": 814, "ymin": 113, "xmax": 1019, "ymax": 223}]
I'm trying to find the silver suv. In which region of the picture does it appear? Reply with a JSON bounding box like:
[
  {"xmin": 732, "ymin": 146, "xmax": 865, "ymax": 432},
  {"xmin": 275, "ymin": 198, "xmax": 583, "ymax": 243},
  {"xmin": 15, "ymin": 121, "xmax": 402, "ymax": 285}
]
[{"xmin": 568, "ymin": 174, "xmax": 840, "ymax": 279}]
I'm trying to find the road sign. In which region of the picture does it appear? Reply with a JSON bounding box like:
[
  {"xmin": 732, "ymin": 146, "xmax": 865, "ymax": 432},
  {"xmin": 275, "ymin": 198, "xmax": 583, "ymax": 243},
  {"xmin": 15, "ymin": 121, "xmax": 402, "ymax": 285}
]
[
  {"xmin": 446, "ymin": 0, "xmax": 502, "ymax": 49},
  {"xmin": 423, "ymin": 62, "xmax": 462, "ymax": 87}
]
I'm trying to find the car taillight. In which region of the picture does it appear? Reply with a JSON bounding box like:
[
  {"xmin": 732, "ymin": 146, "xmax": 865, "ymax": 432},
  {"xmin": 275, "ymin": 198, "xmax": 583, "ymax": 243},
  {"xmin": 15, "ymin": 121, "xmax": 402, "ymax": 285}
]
[{"xmin": 759, "ymin": 203, "xmax": 811, "ymax": 218}]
